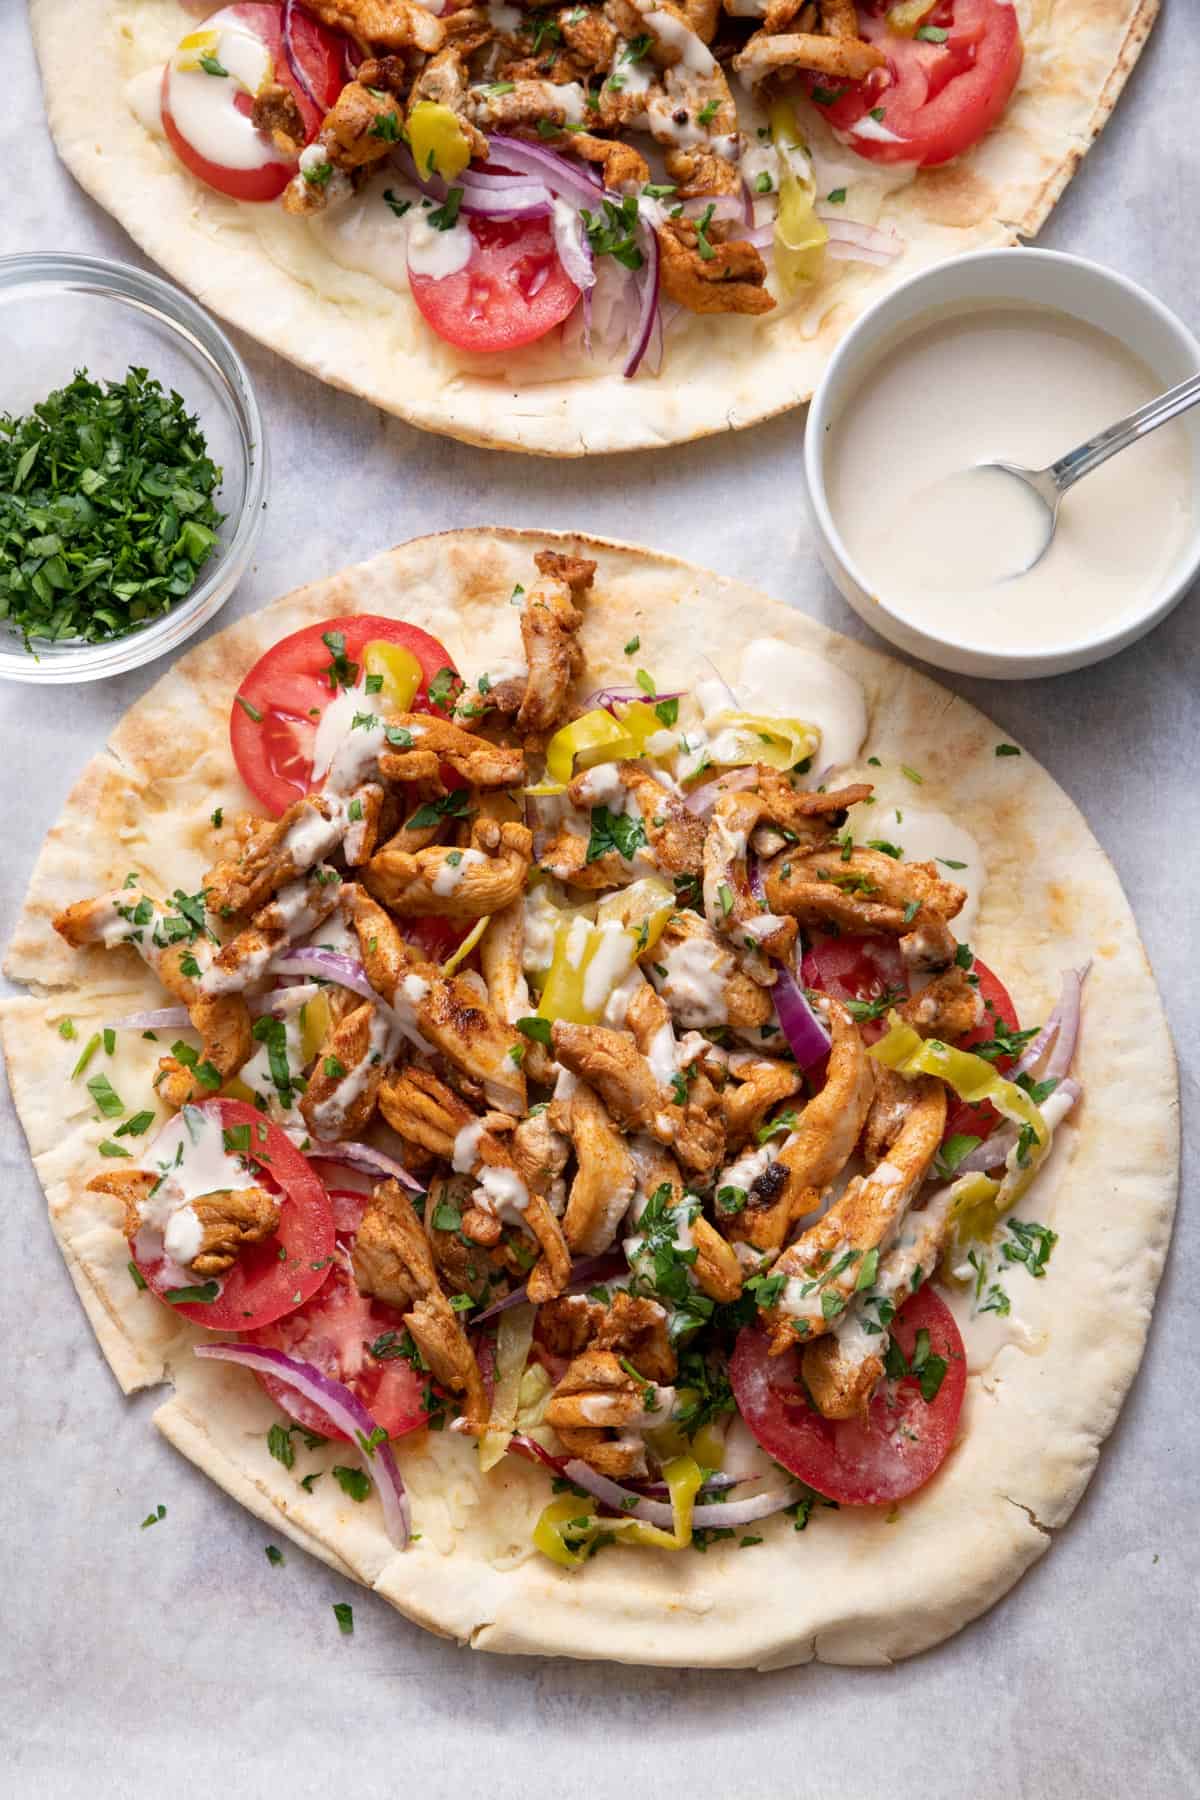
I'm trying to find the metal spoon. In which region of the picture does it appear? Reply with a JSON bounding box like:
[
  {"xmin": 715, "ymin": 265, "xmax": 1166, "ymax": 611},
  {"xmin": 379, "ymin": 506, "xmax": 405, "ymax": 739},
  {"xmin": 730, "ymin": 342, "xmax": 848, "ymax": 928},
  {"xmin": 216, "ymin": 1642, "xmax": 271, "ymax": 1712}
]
[{"xmin": 978, "ymin": 366, "xmax": 1200, "ymax": 575}]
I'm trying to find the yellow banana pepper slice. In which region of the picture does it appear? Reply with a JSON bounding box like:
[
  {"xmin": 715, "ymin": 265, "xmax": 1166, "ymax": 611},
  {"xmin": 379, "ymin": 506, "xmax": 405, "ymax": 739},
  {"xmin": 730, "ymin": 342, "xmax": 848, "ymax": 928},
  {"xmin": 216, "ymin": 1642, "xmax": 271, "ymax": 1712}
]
[
  {"xmin": 537, "ymin": 917, "xmax": 638, "ymax": 1025},
  {"xmin": 362, "ymin": 640, "xmax": 423, "ymax": 713},
  {"xmin": 594, "ymin": 875, "xmax": 675, "ymax": 954},
  {"xmin": 441, "ymin": 914, "xmax": 490, "ymax": 976},
  {"xmin": 544, "ymin": 709, "xmax": 634, "ymax": 785},
  {"xmin": 770, "ymin": 101, "xmax": 827, "ymax": 292},
  {"xmin": 704, "ymin": 709, "xmax": 819, "ymax": 772},
  {"xmin": 407, "ymin": 101, "xmax": 471, "ymax": 179},
  {"xmin": 531, "ymin": 1455, "xmax": 704, "ymax": 1568},
  {"xmin": 297, "ymin": 990, "xmax": 334, "ymax": 1067}
]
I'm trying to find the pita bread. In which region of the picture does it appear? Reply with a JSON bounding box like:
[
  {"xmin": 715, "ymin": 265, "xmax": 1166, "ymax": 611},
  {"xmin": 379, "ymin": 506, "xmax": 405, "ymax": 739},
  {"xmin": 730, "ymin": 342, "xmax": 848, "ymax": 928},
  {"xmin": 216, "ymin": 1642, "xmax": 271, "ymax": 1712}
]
[
  {"xmin": 29, "ymin": 0, "xmax": 1157, "ymax": 455},
  {"xmin": 2, "ymin": 529, "xmax": 1178, "ymax": 1667}
]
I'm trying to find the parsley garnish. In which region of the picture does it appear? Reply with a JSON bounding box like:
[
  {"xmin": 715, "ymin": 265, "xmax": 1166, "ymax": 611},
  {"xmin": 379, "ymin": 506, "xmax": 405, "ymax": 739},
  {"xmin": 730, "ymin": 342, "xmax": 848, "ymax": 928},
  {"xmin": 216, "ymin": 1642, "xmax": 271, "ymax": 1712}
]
[
  {"xmin": 332, "ymin": 1465, "xmax": 372, "ymax": 1502},
  {"xmin": 428, "ymin": 188, "xmax": 464, "ymax": 231},
  {"xmin": 198, "ymin": 54, "xmax": 228, "ymax": 76},
  {"xmin": 0, "ymin": 367, "xmax": 224, "ymax": 650},
  {"xmin": 581, "ymin": 197, "xmax": 643, "ymax": 271},
  {"xmin": 1002, "ymin": 1218, "xmax": 1057, "ymax": 1278},
  {"xmin": 996, "ymin": 743, "xmax": 1022, "ymax": 757},
  {"xmin": 383, "ymin": 188, "xmax": 412, "ymax": 218},
  {"xmin": 425, "ymin": 666, "xmax": 458, "ymax": 712},
  {"xmin": 405, "ymin": 787, "xmax": 472, "ymax": 831},
  {"xmin": 332, "ymin": 1601, "xmax": 354, "ymax": 1635},
  {"xmin": 516, "ymin": 1015, "xmax": 553, "ymax": 1046},
  {"xmin": 586, "ymin": 804, "xmax": 646, "ymax": 865},
  {"xmin": 369, "ymin": 111, "xmax": 401, "ymax": 141}
]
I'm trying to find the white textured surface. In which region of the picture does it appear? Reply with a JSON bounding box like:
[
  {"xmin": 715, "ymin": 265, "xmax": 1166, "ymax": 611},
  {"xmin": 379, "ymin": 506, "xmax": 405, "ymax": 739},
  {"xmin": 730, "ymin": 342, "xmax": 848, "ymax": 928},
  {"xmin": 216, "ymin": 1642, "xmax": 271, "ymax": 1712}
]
[{"xmin": 2, "ymin": 6, "xmax": 1197, "ymax": 1797}]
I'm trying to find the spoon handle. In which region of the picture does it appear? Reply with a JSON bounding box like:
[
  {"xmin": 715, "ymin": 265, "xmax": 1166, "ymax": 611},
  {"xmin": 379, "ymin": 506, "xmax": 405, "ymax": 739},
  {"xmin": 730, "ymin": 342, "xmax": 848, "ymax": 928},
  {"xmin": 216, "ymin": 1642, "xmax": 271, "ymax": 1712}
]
[{"xmin": 1049, "ymin": 368, "xmax": 1200, "ymax": 496}]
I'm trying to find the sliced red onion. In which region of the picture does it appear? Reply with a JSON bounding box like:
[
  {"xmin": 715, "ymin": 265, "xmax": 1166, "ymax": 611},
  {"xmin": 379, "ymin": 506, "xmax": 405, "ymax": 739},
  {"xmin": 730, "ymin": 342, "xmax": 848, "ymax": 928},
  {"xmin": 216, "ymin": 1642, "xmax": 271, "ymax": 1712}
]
[
  {"xmin": 771, "ymin": 962, "xmax": 832, "ymax": 1069},
  {"xmin": 105, "ymin": 1005, "xmax": 192, "ymax": 1032},
  {"xmin": 195, "ymin": 1343, "xmax": 410, "ymax": 1549},
  {"xmin": 682, "ymin": 767, "xmax": 759, "ymax": 818},
  {"xmin": 270, "ymin": 949, "xmax": 379, "ymax": 1000},
  {"xmin": 582, "ymin": 686, "xmax": 685, "ymax": 713},
  {"xmin": 1013, "ymin": 964, "xmax": 1089, "ymax": 1082},
  {"xmin": 511, "ymin": 1433, "xmax": 568, "ymax": 1473},
  {"xmin": 309, "ymin": 1138, "xmax": 425, "ymax": 1194},
  {"xmin": 393, "ymin": 144, "xmax": 447, "ymax": 202},
  {"xmin": 679, "ymin": 194, "xmax": 746, "ymax": 225},
  {"xmin": 563, "ymin": 1459, "xmax": 799, "ymax": 1529},
  {"xmin": 635, "ymin": 1471, "xmax": 740, "ymax": 1498},
  {"xmin": 955, "ymin": 1077, "xmax": 1081, "ymax": 1174},
  {"xmin": 487, "ymin": 134, "xmax": 604, "ymax": 206},
  {"xmin": 475, "ymin": 1251, "xmax": 626, "ymax": 1323},
  {"xmin": 624, "ymin": 220, "xmax": 660, "ymax": 379},
  {"xmin": 281, "ymin": 0, "xmax": 322, "ymax": 115},
  {"xmin": 742, "ymin": 222, "xmax": 776, "ymax": 250},
  {"xmin": 459, "ymin": 181, "xmax": 554, "ymax": 220}
]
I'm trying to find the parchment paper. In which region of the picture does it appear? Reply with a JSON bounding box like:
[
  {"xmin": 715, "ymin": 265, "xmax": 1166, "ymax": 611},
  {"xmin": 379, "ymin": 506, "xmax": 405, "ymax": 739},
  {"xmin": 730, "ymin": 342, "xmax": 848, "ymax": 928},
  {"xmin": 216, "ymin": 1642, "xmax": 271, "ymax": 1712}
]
[{"xmin": 1, "ymin": 4, "xmax": 1196, "ymax": 1795}]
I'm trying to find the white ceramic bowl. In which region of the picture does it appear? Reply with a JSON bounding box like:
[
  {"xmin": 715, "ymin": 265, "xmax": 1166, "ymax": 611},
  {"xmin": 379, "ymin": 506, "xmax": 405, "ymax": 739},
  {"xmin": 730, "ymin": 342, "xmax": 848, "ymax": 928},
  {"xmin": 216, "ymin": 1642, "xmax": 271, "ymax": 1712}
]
[{"xmin": 804, "ymin": 248, "xmax": 1200, "ymax": 678}]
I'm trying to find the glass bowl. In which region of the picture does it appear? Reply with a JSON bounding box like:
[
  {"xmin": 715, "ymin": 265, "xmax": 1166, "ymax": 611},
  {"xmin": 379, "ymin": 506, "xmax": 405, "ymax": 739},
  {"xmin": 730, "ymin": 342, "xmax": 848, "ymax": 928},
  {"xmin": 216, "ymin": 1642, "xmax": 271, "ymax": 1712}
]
[{"xmin": 0, "ymin": 253, "xmax": 267, "ymax": 684}]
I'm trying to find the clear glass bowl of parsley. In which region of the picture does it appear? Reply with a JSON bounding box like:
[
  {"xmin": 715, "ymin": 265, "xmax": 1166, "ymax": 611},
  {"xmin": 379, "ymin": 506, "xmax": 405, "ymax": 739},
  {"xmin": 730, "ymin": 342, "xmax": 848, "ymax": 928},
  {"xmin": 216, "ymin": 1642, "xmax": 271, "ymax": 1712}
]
[{"xmin": 0, "ymin": 255, "xmax": 267, "ymax": 683}]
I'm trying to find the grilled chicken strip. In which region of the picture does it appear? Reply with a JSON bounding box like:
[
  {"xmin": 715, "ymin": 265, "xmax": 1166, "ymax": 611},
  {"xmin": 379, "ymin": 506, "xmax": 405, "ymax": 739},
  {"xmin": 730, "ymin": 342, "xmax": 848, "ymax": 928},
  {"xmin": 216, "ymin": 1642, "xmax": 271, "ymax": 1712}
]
[
  {"xmin": 897, "ymin": 966, "xmax": 985, "ymax": 1042},
  {"xmin": 802, "ymin": 1182, "xmax": 958, "ymax": 1419},
  {"xmin": 551, "ymin": 1022, "xmax": 725, "ymax": 1177},
  {"xmin": 377, "ymin": 714, "xmax": 525, "ymax": 789},
  {"xmin": 561, "ymin": 1081, "xmax": 637, "ymax": 1256},
  {"xmin": 200, "ymin": 867, "xmax": 341, "ymax": 997},
  {"xmin": 480, "ymin": 898, "xmax": 552, "ymax": 1083},
  {"xmin": 306, "ymin": 0, "xmax": 444, "ymax": 53},
  {"xmin": 563, "ymin": 760, "xmax": 706, "ymax": 882},
  {"xmin": 299, "ymin": 999, "xmax": 395, "ymax": 1141},
  {"xmin": 704, "ymin": 790, "xmax": 797, "ymax": 971},
  {"xmin": 643, "ymin": 909, "xmax": 775, "ymax": 1033},
  {"xmin": 766, "ymin": 1075, "xmax": 947, "ymax": 1350},
  {"xmin": 205, "ymin": 794, "xmax": 343, "ymax": 917},
  {"xmin": 348, "ymin": 889, "xmax": 527, "ymax": 1114},
  {"xmin": 364, "ymin": 819, "xmax": 531, "ymax": 918},
  {"xmin": 52, "ymin": 887, "xmax": 252, "ymax": 1107},
  {"xmin": 762, "ymin": 847, "xmax": 966, "ymax": 945},
  {"xmin": 352, "ymin": 1177, "xmax": 488, "ymax": 1426},
  {"xmin": 733, "ymin": 25, "xmax": 884, "ymax": 84},
  {"xmin": 515, "ymin": 551, "xmax": 594, "ymax": 744},
  {"xmin": 540, "ymin": 1290, "xmax": 678, "ymax": 1386},
  {"xmin": 544, "ymin": 1348, "xmax": 676, "ymax": 1479},
  {"xmin": 721, "ymin": 1053, "xmax": 804, "ymax": 1150},
  {"xmin": 88, "ymin": 1169, "xmax": 280, "ymax": 1276},
  {"xmin": 723, "ymin": 998, "xmax": 872, "ymax": 1251}
]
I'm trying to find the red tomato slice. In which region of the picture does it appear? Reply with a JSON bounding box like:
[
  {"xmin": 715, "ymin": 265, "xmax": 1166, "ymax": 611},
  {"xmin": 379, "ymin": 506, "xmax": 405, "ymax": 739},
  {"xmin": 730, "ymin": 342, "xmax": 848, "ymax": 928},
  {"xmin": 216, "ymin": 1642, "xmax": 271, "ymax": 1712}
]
[
  {"xmin": 805, "ymin": 0, "xmax": 1022, "ymax": 168},
  {"xmin": 802, "ymin": 931, "xmax": 908, "ymax": 1043},
  {"xmin": 230, "ymin": 614, "xmax": 461, "ymax": 815},
  {"xmin": 131, "ymin": 1100, "xmax": 335, "ymax": 1331},
  {"xmin": 162, "ymin": 4, "xmax": 344, "ymax": 203},
  {"xmin": 729, "ymin": 1286, "xmax": 966, "ymax": 1505},
  {"xmin": 941, "ymin": 955, "xmax": 1021, "ymax": 1145},
  {"xmin": 402, "ymin": 915, "xmax": 473, "ymax": 967},
  {"xmin": 410, "ymin": 215, "xmax": 580, "ymax": 354},
  {"xmin": 249, "ymin": 1259, "xmax": 434, "ymax": 1441}
]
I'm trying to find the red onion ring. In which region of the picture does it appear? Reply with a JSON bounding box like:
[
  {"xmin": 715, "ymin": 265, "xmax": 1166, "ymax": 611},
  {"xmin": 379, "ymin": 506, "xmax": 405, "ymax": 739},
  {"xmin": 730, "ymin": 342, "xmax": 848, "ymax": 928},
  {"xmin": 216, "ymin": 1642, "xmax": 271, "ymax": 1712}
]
[
  {"xmin": 551, "ymin": 201, "xmax": 596, "ymax": 293},
  {"xmin": 681, "ymin": 767, "xmax": 759, "ymax": 818},
  {"xmin": 308, "ymin": 1138, "xmax": 426, "ymax": 1194},
  {"xmin": 955, "ymin": 1076, "xmax": 1081, "ymax": 1174},
  {"xmin": 281, "ymin": 0, "xmax": 322, "ymax": 115},
  {"xmin": 771, "ymin": 962, "xmax": 832, "ymax": 1068},
  {"xmin": 475, "ymin": 1251, "xmax": 626, "ymax": 1323},
  {"xmin": 195, "ymin": 1343, "xmax": 410, "ymax": 1548},
  {"xmin": 270, "ymin": 948, "xmax": 379, "ymax": 1000},
  {"xmin": 1013, "ymin": 964, "xmax": 1089, "ymax": 1082},
  {"xmin": 624, "ymin": 219, "xmax": 660, "ymax": 379},
  {"xmin": 106, "ymin": 1005, "xmax": 192, "ymax": 1032},
  {"xmin": 486, "ymin": 134, "xmax": 605, "ymax": 206},
  {"xmin": 581, "ymin": 686, "xmax": 685, "ymax": 713},
  {"xmin": 562, "ymin": 1459, "xmax": 800, "ymax": 1530}
]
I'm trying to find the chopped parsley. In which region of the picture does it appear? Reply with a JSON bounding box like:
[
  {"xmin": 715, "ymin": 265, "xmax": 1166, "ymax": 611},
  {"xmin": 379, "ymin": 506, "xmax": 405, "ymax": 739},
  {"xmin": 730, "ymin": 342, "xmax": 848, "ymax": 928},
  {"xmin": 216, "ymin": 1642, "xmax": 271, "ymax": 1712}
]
[
  {"xmin": 369, "ymin": 111, "xmax": 401, "ymax": 141},
  {"xmin": 428, "ymin": 188, "xmax": 464, "ymax": 232},
  {"xmin": 86, "ymin": 1072, "xmax": 124, "ymax": 1118},
  {"xmin": 586, "ymin": 804, "xmax": 646, "ymax": 865},
  {"xmin": 995, "ymin": 743, "xmax": 1022, "ymax": 757},
  {"xmin": 826, "ymin": 186, "xmax": 847, "ymax": 203},
  {"xmin": 332, "ymin": 1601, "xmax": 354, "ymax": 1636},
  {"xmin": 405, "ymin": 787, "xmax": 472, "ymax": 831},
  {"xmin": 425, "ymin": 666, "xmax": 459, "ymax": 712},
  {"xmin": 140, "ymin": 1504, "xmax": 167, "ymax": 1529},
  {"xmin": 693, "ymin": 202, "xmax": 717, "ymax": 262},
  {"xmin": 516, "ymin": 1015, "xmax": 553, "ymax": 1046},
  {"xmin": 265, "ymin": 1544, "xmax": 285, "ymax": 1566},
  {"xmin": 332, "ymin": 1465, "xmax": 372, "ymax": 1502},
  {"xmin": 581, "ymin": 196, "xmax": 644, "ymax": 271},
  {"xmin": 0, "ymin": 367, "xmax": 224, "ymax": 650},
  {"xmin": 1002, "ymin": 1218, "xmax": 1057, "ymax": 1278}
]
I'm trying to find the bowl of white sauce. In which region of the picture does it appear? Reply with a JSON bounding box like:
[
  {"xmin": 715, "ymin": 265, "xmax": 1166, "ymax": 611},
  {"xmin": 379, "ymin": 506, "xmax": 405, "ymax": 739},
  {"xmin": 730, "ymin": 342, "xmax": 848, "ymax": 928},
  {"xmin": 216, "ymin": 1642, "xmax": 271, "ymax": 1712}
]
[{"xmin": 804, "ymin": 248, "xmax": 1200, "ymax": 678}]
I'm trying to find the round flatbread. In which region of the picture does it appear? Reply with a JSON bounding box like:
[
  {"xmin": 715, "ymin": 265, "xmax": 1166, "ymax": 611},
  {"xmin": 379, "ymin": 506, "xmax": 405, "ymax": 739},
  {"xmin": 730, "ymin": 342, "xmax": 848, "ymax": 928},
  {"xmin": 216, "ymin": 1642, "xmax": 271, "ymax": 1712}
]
[
  {"xmin": 30, "ymin": 0, "xmax": 1157, "ymax": 455},
  {"xmin": 2, "ymin": 528, "xmax": 1177, "ymax": 1666}
]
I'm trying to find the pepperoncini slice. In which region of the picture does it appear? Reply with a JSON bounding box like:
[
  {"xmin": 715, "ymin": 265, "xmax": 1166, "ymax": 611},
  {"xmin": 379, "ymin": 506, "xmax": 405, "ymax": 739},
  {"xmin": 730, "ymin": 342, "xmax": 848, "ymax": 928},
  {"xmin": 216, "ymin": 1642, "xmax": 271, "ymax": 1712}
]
[
  {"xmin": 594, "ymin": 875, "xmax": 675, "ymax": 954},
  {"xmin": 544, "ymin": 709, "xmax": 633, "ymax": 785},
  {"xmin": 362, "ymin": 640, "xmax": 422, "ymax": 713},
  {"xmin": 537, "ymin": 916, "xmax": 638, "ymax": 1025},
  {"xmin": 297, "ymin": 990, "xmax": 334, "ymax": 1067},
  {"xmin": 531, "ymin": 1456, "xmax": 704, "ymax": 1569},
  {"xmin": 406, "ymin": 101, "xmax": 471, "ymax": 179},
  {"xmin": 441, "ymin": 914, "xmax": 490, "ymax": 976},
  {"xmin": 479, "ymin": 1304, "xmax": 534, "ymax": 1474},
  {"xmin": 770, "ymin": 101, "xmax": 827, "ymax": 292},
  {"xmin": 704, "ymin": 709, "xmax": 820, "ymax": 771},
  {"xmin": 533, "ymin": 1495, "xmax": 596, "ymax": 1569},
  {"xmin": 887, "ymin": 0, "xmax": 938, "ymax": 32}
]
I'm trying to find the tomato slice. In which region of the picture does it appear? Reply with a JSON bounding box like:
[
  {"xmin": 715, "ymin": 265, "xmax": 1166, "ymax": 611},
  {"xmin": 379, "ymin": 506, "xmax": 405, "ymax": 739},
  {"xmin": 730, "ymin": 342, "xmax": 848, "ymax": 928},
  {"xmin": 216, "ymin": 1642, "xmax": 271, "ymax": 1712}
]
[
  {"xmin": 230, "ymin": 614, "xmax": 461, "ymax": 815},
  {"xmin": 161, "ymin": 4, "xmax": 344, "ymax": 204},
  {"xmin": 729, "ymin": 1287, "xmax": 966, "ymax": 1505},
  {"xmin": 248, "ymin": 1254, "xmax": 433, "ymax": 1441},
  {"xmin": 802, "ymin": 931, "xmax": 908, "ymax": 1043},
  {"xmin": 410, "ymin": 214, "xmax": 581, "ymax": 353},
  {"xmin": 131, "ymin": 1100, "xmax": 335, "ymax": 1332},
  {"xmin": 805, "ymin": 0, "xmax": 1022, "ymax": 168}
]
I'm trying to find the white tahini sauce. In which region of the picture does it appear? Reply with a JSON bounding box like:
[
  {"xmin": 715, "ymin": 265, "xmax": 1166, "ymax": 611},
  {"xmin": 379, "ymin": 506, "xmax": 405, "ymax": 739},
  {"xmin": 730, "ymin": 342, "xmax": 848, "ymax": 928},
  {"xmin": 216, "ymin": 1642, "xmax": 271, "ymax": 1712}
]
[
  {"xmin": 827, "ymin": 303, "xmax": 1193, "ymax": 655},
  {"xmin": 164, "ymin": 20, "xmax": 277, "ymax": 174},
  {"xmin": 134, "ymin": 1105, "xmax": 258, "ymax": 1272}
]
